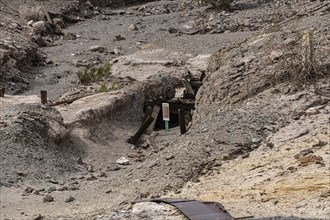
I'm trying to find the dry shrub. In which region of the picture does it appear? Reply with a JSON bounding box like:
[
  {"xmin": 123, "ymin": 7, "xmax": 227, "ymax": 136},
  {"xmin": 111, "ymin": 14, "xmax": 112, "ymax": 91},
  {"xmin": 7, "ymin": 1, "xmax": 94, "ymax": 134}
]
[
  {"xmin": 18, "ymin": 5, "xmax": 45, "ymax": 21},
  {"xmin": 274, "ymin": 31, "xmax": 326, "ymax": 85}
]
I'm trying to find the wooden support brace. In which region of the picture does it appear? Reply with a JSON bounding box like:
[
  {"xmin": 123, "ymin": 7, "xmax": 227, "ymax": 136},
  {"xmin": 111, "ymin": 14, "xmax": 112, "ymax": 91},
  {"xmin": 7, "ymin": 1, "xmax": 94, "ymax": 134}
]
[
  {"xmin": 141, "ymin": 106, "xmax": 153, "ymax": 126},
  {"xmin": 178, "ymin": 109, "xmax": 187, "ymax": 135},
  {"xmin": 40, "ymin": 90, "xmax": 47, "ymax": 104},
  {"xmin": 146, "ymin": 105, "xmax": 161, "ymax": 134},
  {"xmin": 128, "ymin": 115, "xmax": 154, "ymax": 145}
]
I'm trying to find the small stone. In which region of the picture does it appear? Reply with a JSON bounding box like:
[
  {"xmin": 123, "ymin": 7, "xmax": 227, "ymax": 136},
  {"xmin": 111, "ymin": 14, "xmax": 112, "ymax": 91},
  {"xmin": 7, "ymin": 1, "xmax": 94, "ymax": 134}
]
[
  {"xmin": 116, "ymin": 157, "xmax": 130, "ymax": 165},
  {"xmin": 15, "ymin": 170, "xmax": 27, "ymax": 176},
  {"xmin": 53, "ymin": 18, "xmax": 64, "ymax": 28},
  {"xmin": 22, "ymin": 186, "xmax": 34, "ymax": 196},
  {"xmin": 97, "ymin": 172, "xmax": 107, "ymax": 177},
  {"xmin": 168, "ymin": 27, "xmax": 179, "ymax": 34},
  {"xmin": 27, "ymin": 20, "xmax": 34, "ymax": 26},
  {"xmin": 65, "ymin": 196, "xmax": 75, "ymax": 203},
  {"xmin": 89, "ymin": 45, "xmax": 105, "ymax": 52},
  {"xmin": 49, "ymin": 179, "xmax": 59, "ymax": 184},
  {"xmin": 269, "ymin": 50, "xmax": 283, "ymax": 62},
  {"xmin": 46, "ymin": 186, "xmax": 56, "ymax": 193},
  {"xmin": 128, "ymin": 24, "xmax": 138, "ymax": 31},
  {"xmin": 33, "ymin": 214, "xmax": 44, "ymax": 220},
  {"xmin": 113, "ymin": 47, "xmax": 121, "ymax": 54},
  {"xmin": 76, "ymin": 156, "xmax": 84, "ymax": 165},
  {"xmin": 252, "ymin": 138, "xmax": 261, "ymax": 143},
  {"xmin": 165, "ymin": 155, "xmax": 175, "ymax": 160},
  {"xmin": 42, "ymin": 195, "xmax": 54, "ymax": 203},
  {"xmin": 32, "ymin": 21, "xmax": 47, "ymax": 34},
  {"xmin": 86, "ymin": 174, "xmax": 97, "ymax": 181},
  {"xmin": 87, "ymin": 164, "xmax": 94, "ymax": 172},
  {"xmin": 312, "ymin": 140, "xmax": 328, "ymax": 148},
  {"xmin": 113, "ymin": 35, "xmax": 126, "ymax": 41},
  {"xmin": 305, "ymin": 107, "xmax": 319, "ymax": 116},
  {"xmin": 107, "ymin": 164, "xmax": 121, "ymax": 171}
]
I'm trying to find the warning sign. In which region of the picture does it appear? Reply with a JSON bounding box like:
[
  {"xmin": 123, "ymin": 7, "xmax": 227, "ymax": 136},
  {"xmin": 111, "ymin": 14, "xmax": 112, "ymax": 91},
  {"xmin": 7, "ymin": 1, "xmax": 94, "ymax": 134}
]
[{"xmin": 162, "ymin": 103, "xmax": 170, "ymax": 121}]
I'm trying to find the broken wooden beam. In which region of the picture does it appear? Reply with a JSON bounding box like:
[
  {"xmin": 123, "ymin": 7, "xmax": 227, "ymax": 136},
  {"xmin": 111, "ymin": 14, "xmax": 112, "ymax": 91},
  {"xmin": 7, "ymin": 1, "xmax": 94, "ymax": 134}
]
[
  {"xmin": 146, "ymin": 105, "xmax": 161, "ymax": 134},
  {"xmin": 128, "ymin": 115, "xmax": 154, "ymax": 145},
  {"xmin": 141, "ymin": 106, "xmax": 153, "ymax": 126},
  {"xmin": 178, "ymin": 109, "xmax": 187, "ymax": 134},
  {"xmin": 40, "ymin": 90, "xmax": 47, "ymax": 104},
  {"xmin": 190, "ymin": 80, "xmax": 203, "ymax": 89}
]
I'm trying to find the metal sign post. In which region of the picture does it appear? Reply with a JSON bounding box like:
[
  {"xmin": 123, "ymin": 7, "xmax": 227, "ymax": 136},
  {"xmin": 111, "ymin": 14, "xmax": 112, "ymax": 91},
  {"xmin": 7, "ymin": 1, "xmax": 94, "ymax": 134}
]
[{"xmin": 162, "ymin": 103, "xmax": 170, "ymax": 131}]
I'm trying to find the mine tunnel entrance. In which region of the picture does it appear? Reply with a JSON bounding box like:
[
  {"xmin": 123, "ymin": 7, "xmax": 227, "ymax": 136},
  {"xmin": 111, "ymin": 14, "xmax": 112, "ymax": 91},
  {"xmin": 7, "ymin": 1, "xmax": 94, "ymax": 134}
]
[{"xmin": 128, "ymin": 72, "xmax": 204, "ymax": 145}]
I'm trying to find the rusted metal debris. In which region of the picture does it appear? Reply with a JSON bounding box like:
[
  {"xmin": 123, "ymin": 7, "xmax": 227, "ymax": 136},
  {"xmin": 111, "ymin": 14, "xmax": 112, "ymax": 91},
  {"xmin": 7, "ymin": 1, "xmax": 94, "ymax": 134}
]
[{"xmin": 150, "ymin": 198, "xmax": 233, "ymax": 220}]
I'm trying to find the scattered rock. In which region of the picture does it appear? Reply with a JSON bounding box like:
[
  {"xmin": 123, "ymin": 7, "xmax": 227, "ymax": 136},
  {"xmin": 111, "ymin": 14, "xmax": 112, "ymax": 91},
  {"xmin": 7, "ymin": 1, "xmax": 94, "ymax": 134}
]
[
  {"xmin": 108, "ymin": 164, "xmax": 121, "ymax": 171},
  {"xmin": 89, "ymin": 45, "xmax": 106, "ymax": 52},
  {"xmin": 116, "ymin": 157, "xmax": 130, "ymax": 165},
  {"xmin": 15, "ymin": 170, "xmax": 27, "ymax": 176},
  {"xmin": 53, "ymin": 18, "xmax": 64, "ymax": 28},
  {"xmin": 128, "ymin": 24, "xmax": 138, "ymax": 31},
  {"xmin": 305, "ymin": 107, "xmax": 320, "ymax": 116},
  {"xmin": 42, "ymin": 195, "xmax": 54, "ymax": 203},
  {"xmin": 297, "ymin": 155, "xmax": 324, "ymax": 167},
  {"xmin": 33, "ymin": 214, "xmax": 44, "ymax": 220},
  {"xmin": 32, "ymin": 21, "xmax": 48, "ymax": 34},
  {"xmin": 168, "ymin": 27, "xmax": 179, "ymax": 34},
  {"xmin": 49, "ymin": 178, "xmax": 59, "ymax": 184},
  {"xmin": 114, "ymin": 35, "xmax": 126, "ymax": 41},
  {"xmin": 77, "ymin": 156, "xmax": 84, "ymax": 165},
  {"xmin": 27, "ymin": 20, "xmax": 34, "ymax": 26},
  {"xmin": 312, "ymin": 140, "xmax": 328, "ymax": 148},
  {"xmin": 86, "ymin": 174, "xmax": 97, "ymax": 181},
  {"xmin": 88, "ymin": 164, "xmax": 94, "ymax": 172},
  {"xmin": 65, "ymin": 196, "xmax": 75, "ymax": 203},
  {"xmin": 22, "ymin": 186, "xmax": 35, "ymax": 196}
]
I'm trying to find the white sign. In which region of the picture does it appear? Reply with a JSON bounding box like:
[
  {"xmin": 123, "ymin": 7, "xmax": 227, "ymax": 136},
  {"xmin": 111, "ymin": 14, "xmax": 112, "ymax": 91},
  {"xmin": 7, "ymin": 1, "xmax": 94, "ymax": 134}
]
[{"xmin": 162, "ymin": 103, "xmax": 170, "ymax": 121}]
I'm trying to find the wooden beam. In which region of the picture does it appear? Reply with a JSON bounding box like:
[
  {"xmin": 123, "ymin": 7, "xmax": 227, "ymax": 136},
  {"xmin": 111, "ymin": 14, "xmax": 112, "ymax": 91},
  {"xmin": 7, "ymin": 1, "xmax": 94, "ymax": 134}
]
[
  {"xmin": 40, "ymin": 90, "xmax": 47, "ymax": 104},
  {"xmin": 128, "ymin": 115, "xmax": 154, "ymax": 145},
  {"xmin": 178, "ymin": 109, "xmax": 187, "ymax": 135},
  {"xmin": 141, "ymin": 106, "xmax": 152, "ymax": 126},
  {"xmin": 146, "ymin": 105, "xmax": 160, "ymax": 134},
  {"xmin": 182, "ymin": 79, "xmax": 195, "ymax": 96},
  {"xmin": 145, "ymin": 100, "xmax": 195, "ymax": 111}
]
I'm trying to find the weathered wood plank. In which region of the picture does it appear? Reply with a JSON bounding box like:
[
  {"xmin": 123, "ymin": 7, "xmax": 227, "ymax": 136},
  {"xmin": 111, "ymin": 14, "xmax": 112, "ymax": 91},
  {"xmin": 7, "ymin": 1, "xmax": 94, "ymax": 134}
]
[
  {"xmin": 146, "ymin": 105, "xmax": 161, "ymax": 134},
  {"xmin": 40, "ymin": 90, "xmax": 47, "ymax": 104},
  {"xmin": 178, "ymin": 109, "xmax": 187, "ymax": 134},
  {"xmin": 128, "ymin": 115, "xmax": 154, "ymax": 145}
]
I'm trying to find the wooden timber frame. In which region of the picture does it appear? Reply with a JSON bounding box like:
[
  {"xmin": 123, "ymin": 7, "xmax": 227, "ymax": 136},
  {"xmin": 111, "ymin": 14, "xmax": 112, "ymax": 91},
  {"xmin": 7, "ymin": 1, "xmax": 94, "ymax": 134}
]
[{"xmin": 127, "ymin": 75, "xmax": 204, "ymax": 145}]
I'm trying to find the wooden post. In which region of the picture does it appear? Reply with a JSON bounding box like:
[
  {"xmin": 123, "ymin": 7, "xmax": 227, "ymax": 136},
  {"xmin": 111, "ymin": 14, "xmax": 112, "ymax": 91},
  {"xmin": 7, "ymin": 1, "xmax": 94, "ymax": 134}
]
[
  {"xmin": 141, "ymin": 106, "xmax": 152, "ymax": 126},
  {"xmin": 128, "ymin": 115, "xmax": 154, "ymax": 145},
  {"xmin": 40, "ymin": 90, "xmax": 47, "ymax": 104},
  {"xmin": 178, "ymin": 109, "xmax": 187, "ymax": 135},
  {"xmin": 146, "ymin": 105, "xmax": 161, "ymax": 134},
  {"xmin": 0, "ymin": 88, "xmax": 5, "ymax": 97}
]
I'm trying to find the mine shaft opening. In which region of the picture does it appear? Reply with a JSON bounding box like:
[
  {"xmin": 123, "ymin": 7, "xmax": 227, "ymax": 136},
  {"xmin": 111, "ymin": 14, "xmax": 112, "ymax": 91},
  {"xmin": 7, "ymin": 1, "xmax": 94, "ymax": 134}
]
[{"xmin": 127, "ymin": 73, "xmax": 204, "ymax": 145}]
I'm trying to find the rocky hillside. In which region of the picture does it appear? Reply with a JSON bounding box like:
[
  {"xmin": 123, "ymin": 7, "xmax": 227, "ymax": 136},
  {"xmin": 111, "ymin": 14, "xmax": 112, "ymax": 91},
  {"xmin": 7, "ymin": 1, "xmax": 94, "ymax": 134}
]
[{"xmin": 0, "ymin": 0, "xmax": 329, "ymax": 219}]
